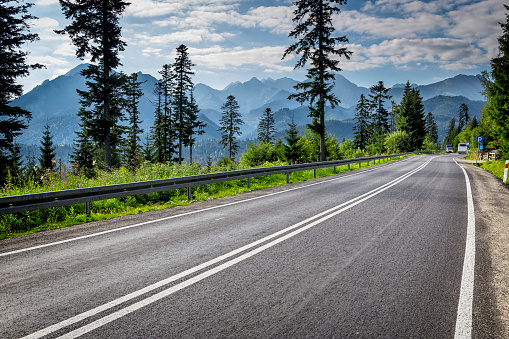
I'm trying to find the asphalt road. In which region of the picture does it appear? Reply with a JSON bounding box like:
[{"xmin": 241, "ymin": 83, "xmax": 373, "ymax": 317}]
[{"xmin": 0, "ymin": 154, "xmax": 474, "ymax": 338}]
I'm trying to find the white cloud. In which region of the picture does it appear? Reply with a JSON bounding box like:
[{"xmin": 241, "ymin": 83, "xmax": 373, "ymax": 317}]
[
  {"xmin": 191, "ymin": 45, "xmax": 290, "ymax": 71},
  {"xmin": 32, "ymin": 17, "xmax": 59, "ymax": 28},
  {"xmin": 132, "ymin": 29, "xmax": 234, "ymax": 45},
  {"xmin": 35, "ymin": 0, "xmax": 59, "ymax": 6}
]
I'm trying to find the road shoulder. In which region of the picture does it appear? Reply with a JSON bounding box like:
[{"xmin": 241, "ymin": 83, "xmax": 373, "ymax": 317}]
[{"xmin": 459, "ymin": 160, "xmax": 509, "ymax": 338}]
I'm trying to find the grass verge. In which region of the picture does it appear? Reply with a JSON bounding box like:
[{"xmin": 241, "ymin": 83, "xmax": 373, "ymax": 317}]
[{"xmin": 1, "ymin": 156, "xmax": 409, "ymax": 239}]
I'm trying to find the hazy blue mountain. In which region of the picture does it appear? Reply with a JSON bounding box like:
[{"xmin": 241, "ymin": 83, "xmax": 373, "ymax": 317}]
[{"xmin": 11, "ymin": 63, "xmax": 485, "ymax": 148}]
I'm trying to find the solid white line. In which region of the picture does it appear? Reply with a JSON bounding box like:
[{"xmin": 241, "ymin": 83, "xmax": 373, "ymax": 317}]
[
  {"xmin": 1, "ymin": 158, "xmax": 410, "ymax": 257},
  {"xmin": 454, "ymin": 161, "xmax": 476, "ymax": 339},
  {"xmin": 22, "ymin": 157, "xmax": 433, "ymax": 339}
]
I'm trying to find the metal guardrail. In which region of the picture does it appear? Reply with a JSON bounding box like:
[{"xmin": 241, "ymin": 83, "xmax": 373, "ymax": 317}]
[{"xmin": 0, "ymin": 152, "xmax": 421, "ymax": 216}]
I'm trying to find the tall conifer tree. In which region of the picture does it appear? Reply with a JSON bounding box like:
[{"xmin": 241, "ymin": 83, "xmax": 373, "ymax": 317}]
[
  {"xmin": 353, "ymin": 94, "xmax": 371, "ymax": 150},
  {"xmin": 172, "ymin": 44, "xmax": 196, "ymax": 164},
  {"xmin": 218, "ymin": 95, "xmax": 243, "ymax": 159},
  {"xmin": 39, "ymin": 122, "xmax": 57, "ymax": 171},
  {"xmin": 1, "ymin": 0, "xmax": 44, "ymax": 183},
  {"xmin": 257, "ymin": 108, "xmax": 276, "ymax": 144},
  {"xmin": 57, "ymin": 0, "xmax": 130, "ymax": 169},
  {"xmin": 283, "ymin": 0, "xmax": 352, "ymax": 162},
  {"xmin": 483, "ymin": 5, "xmax": 509, "ymax": 157}
]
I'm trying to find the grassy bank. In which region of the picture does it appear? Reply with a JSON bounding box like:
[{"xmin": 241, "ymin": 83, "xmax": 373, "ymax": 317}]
[
  {"xmin": 475, "ymin": 159, "xmax": 509, "ymax": 184},
  {"xmin": 0, "ymin": 156, "xmax": 408, "ymax": 239}
]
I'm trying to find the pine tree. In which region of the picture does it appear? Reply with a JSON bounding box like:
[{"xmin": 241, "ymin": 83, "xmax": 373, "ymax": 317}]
[
  {"xmin": 484, "ymin": 5, "xmax": 509, "ymax": 157},
  {"xmin": 122, "ymin": 72, "xmax": 144, "ymax": 169},
  {"xmin": 444, "ymin": 118, "xmax": 457, "ymax": 146},
  {"xmin": 369, "ymin": 81, "xmax": 391, "ymax": 138},
  {"xmin": 353, "ymin": 94, "xmax": 371, "ymax": 150},
  {"xmin": 172, "ymin": 44, "xmax": 195, "ymax": 164},
  {"xmin": 424, "ymin": 112, "xmax": 439, "ymax": 144},
  {"xmin": 39, "ymin": 122, "xmax": 57, "ymax": 171},
  {"xmin": 1, "ymin": 0, "xmax": 44, "ymax": 184},
  {"xmin": 284, "ymin": 116, "xmax": 302, "ymax": 164},
  {"xmin": 218, "ymin": 95, "xmax": 243, "ymax": 159},
  {"xmin": 282, "ymin": 0, "xmax": 352, "ymax": 162},
  {"xmin": 71, "ymin": 107, "xmax": 95, "ymax": 177},
  {"xmin": 257, "ymin": 108, "xmax": 276, "ymax": 144},
  {"xmin": 458, "ymin": 103, "xmax": 470, "ymax": 130},
  {"xmin": 398, "ymin": 81, "xmax": 426, "ymax": 150},
  {"xmin": 185, "ymin": 90, "xmax": 206, "ymax": 163},
  {"xmin": 56, "ymin": 0, "xmax": 130, "ymax": 169}
]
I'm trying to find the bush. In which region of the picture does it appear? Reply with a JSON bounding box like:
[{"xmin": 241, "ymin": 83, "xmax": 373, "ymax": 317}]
[{"xmin": 385, "ymin": 131, "xmax": 410, "ymax": 154}]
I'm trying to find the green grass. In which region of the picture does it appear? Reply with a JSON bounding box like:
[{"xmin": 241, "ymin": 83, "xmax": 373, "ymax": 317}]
[
  {"xmin": 0, "ymin": 156, "xmax": 407, "ymax": 239},
  {"xmin": 475, "ymin": 159, "xmax": 509, "ymax": 184}
]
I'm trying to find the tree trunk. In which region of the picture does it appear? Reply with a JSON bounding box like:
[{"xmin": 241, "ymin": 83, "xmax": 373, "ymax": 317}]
[{"xmin": 102, "ymin": 0, "xmax": 111, "ymax": 169}]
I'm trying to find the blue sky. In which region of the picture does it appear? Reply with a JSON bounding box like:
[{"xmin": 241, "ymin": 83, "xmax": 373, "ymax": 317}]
[{"xmin": 20, "ymin": 0, "xmax": 506, "ymax": 93}]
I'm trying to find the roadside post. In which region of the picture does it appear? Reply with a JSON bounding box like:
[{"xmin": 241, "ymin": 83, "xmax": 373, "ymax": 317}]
[
  {"xmin": 476, "ymin": 136, "xmax": 484, "ymax": 164},
  {"xmin": 504, "ymin": 160, "xmax": 508, "ymax": 184}
]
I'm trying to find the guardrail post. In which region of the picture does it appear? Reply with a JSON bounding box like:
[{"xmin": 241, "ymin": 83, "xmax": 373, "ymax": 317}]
[
  {"xmin": 247, "ymin": 177, "xmax": 251, "ymax": 190},
  {"xmin": 333, "ymin": 166, "xmax": 336, "ymax": 174},
  {"xmin": 187, "ymin": 186, "xmax": 192, "ymax": 201},
  {"xmin": 286, "ymin": 172, "xmax": 290, "ymax": 184},
  {"xmin": 85, "ymin": 201, "xmax": 91, "ymax": 216},
  {"xmin": 348, "ymin": 163, "xmax": 350, "ymax": 170},
  {"xmin": 314, "ymin": 168, "xmax": 316, "ymax": 178}
]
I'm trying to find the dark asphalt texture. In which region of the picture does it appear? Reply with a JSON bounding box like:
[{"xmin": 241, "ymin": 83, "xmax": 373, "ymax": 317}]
[{"xmin": 0, "ymin": 155, "xmax": 473, "ymax": 338}]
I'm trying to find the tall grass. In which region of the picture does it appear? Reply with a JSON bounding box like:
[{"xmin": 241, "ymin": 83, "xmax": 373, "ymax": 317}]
[{"xmin": 0, "ymin": 157, "xmax": 401, "ymax": 239}]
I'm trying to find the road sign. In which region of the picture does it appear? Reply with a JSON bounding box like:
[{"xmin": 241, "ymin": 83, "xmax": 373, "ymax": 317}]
[
  {"xmin": 477, "ymin": 136, "xmax": 484, "ymax": 144},
  {"xmin": 466, "ymin": 142, "xmax": 470, "ymax": 147},
  {"xmin": 480, "ymin": 145, "xmax": 484, "ymax": 150}
]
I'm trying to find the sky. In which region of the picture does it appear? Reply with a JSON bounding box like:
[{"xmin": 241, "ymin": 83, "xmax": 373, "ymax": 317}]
[{"xmin": 17, "ymin": 0, "xmax": 507, "ymax": 93}]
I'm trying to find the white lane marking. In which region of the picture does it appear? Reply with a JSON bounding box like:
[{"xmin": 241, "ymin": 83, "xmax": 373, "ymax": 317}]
[
  {"xmin": 454, "ymin": 160, "xmax": 476, "ymax": 339},
  {"xmin": 22, "ymin": 158, "xmax": 433, "ymax": 339},
  {"xmin": 1, "ymin": 157, "xmax": 414, "ymax": 257}
]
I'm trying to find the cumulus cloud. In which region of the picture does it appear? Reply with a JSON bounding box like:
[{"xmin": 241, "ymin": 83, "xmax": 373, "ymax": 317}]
[{"xmin": 191, "ymin": 45, "xmax": 291, "ymax": 71}]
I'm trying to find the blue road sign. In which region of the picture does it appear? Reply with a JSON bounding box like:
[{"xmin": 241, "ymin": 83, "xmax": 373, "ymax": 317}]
[
  {"xmin": 480, "ymin": 145, "xmax": 484, "ymax": 150},
  {"xmin": 477, "ymin": 136, "xmax": 484, "ymax": 143}
]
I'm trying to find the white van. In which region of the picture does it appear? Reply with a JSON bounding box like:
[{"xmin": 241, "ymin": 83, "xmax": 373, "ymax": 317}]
[{"xmin": 457, "ymin": 143, "xmax": 468, "ymax": 154}]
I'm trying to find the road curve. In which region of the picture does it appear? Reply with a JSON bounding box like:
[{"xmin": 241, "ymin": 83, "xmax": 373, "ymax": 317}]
[{"xmin": 0, "ymin": 155, "xmax": 474, "ymax": 338}]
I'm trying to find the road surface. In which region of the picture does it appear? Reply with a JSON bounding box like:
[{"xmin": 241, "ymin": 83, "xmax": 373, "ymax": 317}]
[{"xmin": 0, "ymin": 154, "xmax": 475, "ymax": 338}]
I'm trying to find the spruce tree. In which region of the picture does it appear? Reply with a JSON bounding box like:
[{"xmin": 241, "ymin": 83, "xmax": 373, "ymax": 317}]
[
  {"xmin": 398, "ymin": 81, "xmax": 426, "ymax": 150},
  {"xmin": 185, "ymin": 90, "xmax": 206, "ymax": 163},
  {"xmin": 218, "ymin": 95, "xmax": 243, "ymax": 159},
  {"xmin": 484, "ymin": 5, "xmax": 509, "ymax": 157},
  {"xmin": 284, "ymin": 116, "xmax": 302, "ymax": 164},
  {"xmin": 444, "ymin": 118, "xmax": 457, "ymax": 146},
  {"xmin": 369, "ymin": 81, "xmax": 391, "ymax": 144},
  {"xmin": 424, "ymin": 112, "xmax": 438, "ymax": 144},
  {"xmin": 39, "ymin": 122, "xmax": 57, "ymax": 171},
  {"xmin": 56, "ymin": 0, "xmax": 130, "ymax": 169},
  {"xmin": 1, "ymin": 0, "xmax": 44, "ymax": 183},
  {"xmin": 122, "ymin": 73, "xmax": 144, "ymax": 169},
  {"xmin": 353, "ymin": 94, "xmax": 371, "ymax": 150},
  {"xmin": 172, "ymin": 44, "xmax": 196, "ymax": 164},
  {"xmin": 458, "ymin": 103, "xmax": 469, "ymax": 130},
  {"xmin": 257, "ymin": 108, "xmax": 276, "ymax": 144},
  {"xmin": 282, "ymin": 0, "xmax": 352, "ymax": 162}
]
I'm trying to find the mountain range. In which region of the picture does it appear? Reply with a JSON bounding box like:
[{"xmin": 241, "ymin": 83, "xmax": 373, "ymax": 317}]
[{"xmin": 12, "ymin": 64, "xmax": 486, "ymax": 148}]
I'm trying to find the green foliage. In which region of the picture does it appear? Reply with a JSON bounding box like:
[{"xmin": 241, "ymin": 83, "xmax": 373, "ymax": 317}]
[
  {"xmin": 283, "ymin": 0, "xmax": 352, "ymax": 162},
  {"xmin": 398, "ymin": 82, "xmax": 426, "ymax": 150},
  {"xmin": 257, "ymin": 108, "xmax": 276, "ymax": 144},
  {"xmin": 218, "ymin": 95, "xmax": 243, "ymax": 159},
  {"xmin": 283, "ymin": 116, "xmax": 302, "ymax": 164},
  {"xmin": 353, "ymin": 94, "xmax": 371, "ymax": 150},
  {"xmin": 57, "ymin": 0, "xmax": 130, "ymax": 168},
  {"xmin": 39, "ymin": 122, "xmax": 57, "ymax": 171},
  {"xmin": 385, "ymin": 131, "xmax": 411, "ymax": 154},
  {"xmin": 240, "ymin": 142, "xmax": 284, "ymax": 167},
  {"xmin": 482, "ymin": 5, "xmax": 509, "ymax": 158},
  {"xmin": 0, "ymin": 0, "xmax": 44, "ymax": 184}
]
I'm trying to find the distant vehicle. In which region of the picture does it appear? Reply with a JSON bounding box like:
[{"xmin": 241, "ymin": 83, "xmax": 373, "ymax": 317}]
[
  {"xmin": 458, "ymin": 143, "xmax": 468, "ymax": 154},
  {"xmin": 445, "ymin": 145, "xmax": 454, "ymax": 153}
]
